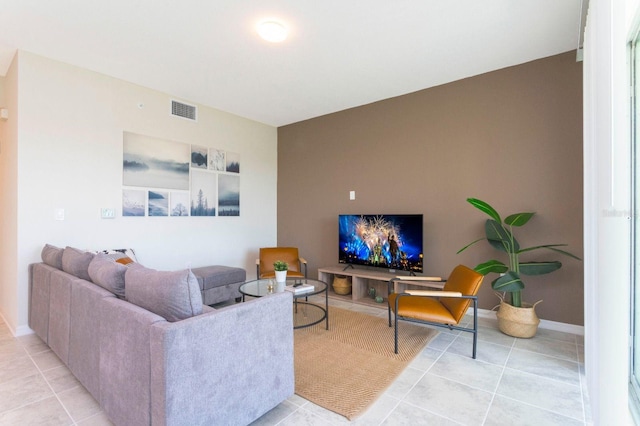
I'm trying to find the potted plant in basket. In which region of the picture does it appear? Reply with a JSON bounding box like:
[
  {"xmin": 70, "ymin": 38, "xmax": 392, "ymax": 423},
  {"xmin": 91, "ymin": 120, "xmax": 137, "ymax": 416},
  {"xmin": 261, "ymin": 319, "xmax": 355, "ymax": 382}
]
[
  {"xmin": 457, "ymin": 198, "xmax": 581, "ymax": 338},
  {"xmin": 273, "ymin": 260, "xmax": 288, "ymax": 283}
]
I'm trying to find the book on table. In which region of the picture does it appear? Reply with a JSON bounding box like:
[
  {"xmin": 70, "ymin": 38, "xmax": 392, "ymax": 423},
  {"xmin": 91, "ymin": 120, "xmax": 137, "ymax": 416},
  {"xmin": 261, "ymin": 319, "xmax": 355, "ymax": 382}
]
[{"xmin": 284, "ymin": 283, "xmax": 314, "ymax": 294}]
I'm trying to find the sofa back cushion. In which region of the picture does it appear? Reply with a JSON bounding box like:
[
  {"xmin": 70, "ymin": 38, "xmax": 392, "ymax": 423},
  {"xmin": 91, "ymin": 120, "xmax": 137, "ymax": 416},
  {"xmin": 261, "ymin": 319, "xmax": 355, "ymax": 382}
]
[
  {"xmin": 88, "ymin": 254, "xmax": 127, "ymax": 298},
  {"xmin": 125, "ymin": 267, "xmax": 203, "ymax": 322},
  {"xmin": 61, "ymin": 247, "xmax": 95, "ymax": 281},
  {"xmin": 42, "ymin": 244, "xmax": 64, "ymax": 269}
]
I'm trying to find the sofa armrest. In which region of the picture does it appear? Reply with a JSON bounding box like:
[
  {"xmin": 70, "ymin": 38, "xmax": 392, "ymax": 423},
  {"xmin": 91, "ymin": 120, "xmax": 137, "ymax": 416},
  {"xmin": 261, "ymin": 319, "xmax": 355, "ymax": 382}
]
[{"xmin": 150, "ymin": 291, "xmax": 294, "ymax": 426}]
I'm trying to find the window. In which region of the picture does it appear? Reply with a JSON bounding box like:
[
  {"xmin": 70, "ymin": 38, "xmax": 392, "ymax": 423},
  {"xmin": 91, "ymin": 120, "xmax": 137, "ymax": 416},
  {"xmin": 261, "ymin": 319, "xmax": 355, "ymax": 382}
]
[{"xmin": 631, "ymin": 28, "xmax": 640, "ymax": 422}]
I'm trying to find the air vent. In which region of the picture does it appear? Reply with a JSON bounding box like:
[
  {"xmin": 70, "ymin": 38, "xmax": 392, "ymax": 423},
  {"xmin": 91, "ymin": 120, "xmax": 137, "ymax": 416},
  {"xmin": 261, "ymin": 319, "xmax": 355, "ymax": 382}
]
[{"xmin": 171, "ymin": 100, "xmax": 197, "ymax": 121}]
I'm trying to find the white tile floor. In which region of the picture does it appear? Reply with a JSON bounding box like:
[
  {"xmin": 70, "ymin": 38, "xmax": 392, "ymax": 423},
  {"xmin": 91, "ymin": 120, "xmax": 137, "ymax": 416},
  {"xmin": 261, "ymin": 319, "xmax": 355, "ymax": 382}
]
[{"xmin": 0, "ymin": 297, "xmax": 590, "ymax": 426}]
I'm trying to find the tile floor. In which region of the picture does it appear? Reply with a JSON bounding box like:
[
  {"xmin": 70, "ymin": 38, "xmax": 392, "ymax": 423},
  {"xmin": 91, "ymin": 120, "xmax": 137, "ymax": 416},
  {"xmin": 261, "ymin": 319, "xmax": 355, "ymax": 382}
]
[{"xmin": 0, "ymin": 297, "xmax": 590, "ymax": 425}]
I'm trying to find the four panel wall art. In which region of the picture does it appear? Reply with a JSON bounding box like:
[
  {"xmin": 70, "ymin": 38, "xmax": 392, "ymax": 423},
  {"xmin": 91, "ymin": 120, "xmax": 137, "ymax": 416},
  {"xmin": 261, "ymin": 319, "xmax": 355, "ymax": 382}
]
[{"xmin": 122, "ymin": 132, "xmax": 240, "ymax": 217}]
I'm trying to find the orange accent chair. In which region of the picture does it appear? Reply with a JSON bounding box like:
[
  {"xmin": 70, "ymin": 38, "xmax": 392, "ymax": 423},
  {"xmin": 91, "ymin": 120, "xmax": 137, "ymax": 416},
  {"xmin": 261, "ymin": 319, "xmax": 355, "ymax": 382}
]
[
  {"xmin": 256, "ymin": 247, "xmax": 308, "ymax": 279},
  {"xmin": 388, "ymin": 264, "xmax": 484, "ymax": 358}
]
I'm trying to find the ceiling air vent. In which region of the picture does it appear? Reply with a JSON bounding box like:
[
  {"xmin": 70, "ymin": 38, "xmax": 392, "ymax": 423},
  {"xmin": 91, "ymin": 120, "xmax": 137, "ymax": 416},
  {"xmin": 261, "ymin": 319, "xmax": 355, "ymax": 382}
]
[{"xmin": 171, "ymin": 100, "xmax": 197, "ymax": 121}]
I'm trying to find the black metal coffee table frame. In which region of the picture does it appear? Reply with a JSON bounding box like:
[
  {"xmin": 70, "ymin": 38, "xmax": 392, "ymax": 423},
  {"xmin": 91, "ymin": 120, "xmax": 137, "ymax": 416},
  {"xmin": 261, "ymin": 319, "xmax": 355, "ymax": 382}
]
[{"xmin": 239, "ymin": 278, "xmax": 329, "ymax": 330}]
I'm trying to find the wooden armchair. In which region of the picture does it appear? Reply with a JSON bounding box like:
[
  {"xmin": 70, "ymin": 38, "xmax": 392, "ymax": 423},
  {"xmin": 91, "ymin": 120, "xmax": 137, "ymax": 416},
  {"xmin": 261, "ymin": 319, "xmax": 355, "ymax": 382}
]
[
  {"xmin": 388, "ymin": 264, "xmax": 484, "ymax": 358},
  {"xmin": 256, "ymin": 247, "xmax": 308, "ymax": 279}
]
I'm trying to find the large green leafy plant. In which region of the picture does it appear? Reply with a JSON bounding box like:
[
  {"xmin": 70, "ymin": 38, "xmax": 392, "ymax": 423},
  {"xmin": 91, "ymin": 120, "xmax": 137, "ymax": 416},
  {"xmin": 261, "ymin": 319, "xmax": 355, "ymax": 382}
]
[{"xmin": 457, "ymin": 198, "xmax": 581, "ymax": 307}]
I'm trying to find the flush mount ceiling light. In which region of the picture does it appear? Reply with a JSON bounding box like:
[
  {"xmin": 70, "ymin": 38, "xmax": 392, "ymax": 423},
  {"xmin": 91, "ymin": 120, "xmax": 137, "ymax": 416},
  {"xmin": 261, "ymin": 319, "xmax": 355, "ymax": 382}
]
[{"xmin": 257, "ymin": 20, "xmax": 288, "ymax": 42}]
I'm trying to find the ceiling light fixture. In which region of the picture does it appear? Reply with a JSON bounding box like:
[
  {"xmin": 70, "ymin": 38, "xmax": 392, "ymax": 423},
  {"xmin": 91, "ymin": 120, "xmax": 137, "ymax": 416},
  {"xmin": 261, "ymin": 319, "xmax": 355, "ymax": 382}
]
[{"xmin": 257, "ymin": 20, "xmax": 288, "ymax": 43}]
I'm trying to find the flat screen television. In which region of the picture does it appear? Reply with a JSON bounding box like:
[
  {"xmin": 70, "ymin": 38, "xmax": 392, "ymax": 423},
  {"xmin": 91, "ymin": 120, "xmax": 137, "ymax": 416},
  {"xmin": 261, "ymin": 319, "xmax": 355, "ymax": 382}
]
[{"xmin": 338, "ymin": 214, "xmax": 423, "ymax": 273}]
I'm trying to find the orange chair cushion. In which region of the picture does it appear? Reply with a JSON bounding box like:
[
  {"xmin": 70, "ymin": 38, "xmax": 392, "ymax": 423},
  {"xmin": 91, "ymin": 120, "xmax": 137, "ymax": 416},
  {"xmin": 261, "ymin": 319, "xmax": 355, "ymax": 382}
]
[
  {"xmin": 259, "ymin": 247, "xmax": 301, "ymax": 278},
  {"xmin": 388, "ymin": 293, "xmax": 457, "ymax": 324}
]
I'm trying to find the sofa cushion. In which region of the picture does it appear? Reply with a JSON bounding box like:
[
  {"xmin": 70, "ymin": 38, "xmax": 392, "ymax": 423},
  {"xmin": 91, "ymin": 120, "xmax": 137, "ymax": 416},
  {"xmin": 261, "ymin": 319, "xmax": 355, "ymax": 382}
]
[
  {"xmin": 88, "ymin": 254, "xmax": 127, "ymax": 298},
  {"xmin": 61, "ymin": 247, "xmax": 95, "ymax": 281},
  {"xmin": 41, "ymin": 244, "xmax": 64, "ymax": 269},
  {"xmin": 125, "ymin": 267, "xmax": 203, "ymax": 322}
]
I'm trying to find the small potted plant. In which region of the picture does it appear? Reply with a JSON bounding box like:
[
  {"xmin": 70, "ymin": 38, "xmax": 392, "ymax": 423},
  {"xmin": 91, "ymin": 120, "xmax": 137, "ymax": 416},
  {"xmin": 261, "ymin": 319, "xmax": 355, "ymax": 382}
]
[
  {"xmin": 273, "ymin": 260, "xmax": 288, "ymax": 283},
  {"xmin": 458, "ymin": 198, "xmax": 581, "ymax": 337}
]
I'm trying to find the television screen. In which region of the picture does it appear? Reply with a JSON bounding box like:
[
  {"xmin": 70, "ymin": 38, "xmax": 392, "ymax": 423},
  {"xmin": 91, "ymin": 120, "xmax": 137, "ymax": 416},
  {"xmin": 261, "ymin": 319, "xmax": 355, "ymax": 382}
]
[{"xmin": 339, "ymin": 214, "xmax": 423, "ymax": 273}]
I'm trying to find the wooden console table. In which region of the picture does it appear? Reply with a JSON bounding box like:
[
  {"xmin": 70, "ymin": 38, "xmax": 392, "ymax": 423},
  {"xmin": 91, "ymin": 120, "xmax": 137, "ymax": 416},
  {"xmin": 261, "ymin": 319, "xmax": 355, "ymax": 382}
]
[{"xmin": 318, "ymin": 266, "xmax": 445, "ymax": 307}]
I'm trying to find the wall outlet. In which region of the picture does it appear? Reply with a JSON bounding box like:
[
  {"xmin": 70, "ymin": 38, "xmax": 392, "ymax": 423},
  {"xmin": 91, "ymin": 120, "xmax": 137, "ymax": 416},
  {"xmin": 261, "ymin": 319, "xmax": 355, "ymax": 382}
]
[
  {"xmin": 55, "ymin": 208, "xmax": 65, "ymax": 221},
  {"xmin": 101, "ymin": 208, "xmax": 116, "ymax": 219}
]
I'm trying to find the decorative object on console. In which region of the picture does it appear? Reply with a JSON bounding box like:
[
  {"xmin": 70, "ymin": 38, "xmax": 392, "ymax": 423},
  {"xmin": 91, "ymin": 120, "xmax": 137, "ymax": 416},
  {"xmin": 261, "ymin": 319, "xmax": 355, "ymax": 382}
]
[
  {"xmin": 332, "ymin": 275, "xmax": 351, "ymax": 295},
  {"xmin": 457, "ymin": 197, "xmax": 581, "ymax": 338}
]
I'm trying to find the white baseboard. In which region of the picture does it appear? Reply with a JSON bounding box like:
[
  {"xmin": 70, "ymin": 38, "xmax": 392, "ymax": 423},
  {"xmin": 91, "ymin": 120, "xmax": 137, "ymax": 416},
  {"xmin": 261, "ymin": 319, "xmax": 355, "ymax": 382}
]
[
  {"xmin": 476, "ymin": 308, "xmax": 584, "ymax": 336},
  {"xmin": 0, "ymin": 310, "xmax": 35, "ymax": 337},
  {"xmin": 14, "ymin": 325, "xmax": 34, "ymax": 337}
]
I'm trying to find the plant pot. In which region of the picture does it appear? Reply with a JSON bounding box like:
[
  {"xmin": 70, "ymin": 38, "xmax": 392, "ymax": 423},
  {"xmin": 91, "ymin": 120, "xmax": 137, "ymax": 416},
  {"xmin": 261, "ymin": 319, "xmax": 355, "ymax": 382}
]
[
  {"xmin": 496, "ymin": 300, "xmax": 542, "ymax": 338},
  {"xmin": 275, "ymin": 270, "xmax": 287, "ymax": 283}
]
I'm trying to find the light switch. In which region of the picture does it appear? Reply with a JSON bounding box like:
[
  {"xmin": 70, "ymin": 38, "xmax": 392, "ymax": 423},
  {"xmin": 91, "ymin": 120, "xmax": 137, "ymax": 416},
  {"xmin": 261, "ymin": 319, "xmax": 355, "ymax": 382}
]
[
  {"xmin": 55, "ymin": 208, "xmax": 65, "ymax": 221},
  {"xmin": 101, "ymin": 208, "xmax": 116, "ymax": 219},
  {"xmin": 349, "ymin": 191, "xmax": 356, "ymax": 200}
]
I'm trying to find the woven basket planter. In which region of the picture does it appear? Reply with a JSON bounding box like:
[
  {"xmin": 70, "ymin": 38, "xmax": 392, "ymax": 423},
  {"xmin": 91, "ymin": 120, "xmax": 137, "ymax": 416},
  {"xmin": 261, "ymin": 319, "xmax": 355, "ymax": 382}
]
[
  {"xmin": 332, "ymin": 275, "xmax": 352, "ymax": 295},
  {"xmin": 496, "ymin": 300, "xmax": 542, "ymax": 338}
]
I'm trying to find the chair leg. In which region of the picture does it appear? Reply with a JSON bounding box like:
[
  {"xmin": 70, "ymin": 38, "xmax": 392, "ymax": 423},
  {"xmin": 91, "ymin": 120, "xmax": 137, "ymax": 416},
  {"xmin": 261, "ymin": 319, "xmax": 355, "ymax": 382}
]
[
  {"xmin": 388, "ymin": 305, "xmax": 392, "ymax": 327},
  {"xmin": 472, "ymin": 299, "xmax": 478, "ymax": 359},
  {"xmin": 394, "ymin": 314, "xmax": 399, "ymax": 354}
]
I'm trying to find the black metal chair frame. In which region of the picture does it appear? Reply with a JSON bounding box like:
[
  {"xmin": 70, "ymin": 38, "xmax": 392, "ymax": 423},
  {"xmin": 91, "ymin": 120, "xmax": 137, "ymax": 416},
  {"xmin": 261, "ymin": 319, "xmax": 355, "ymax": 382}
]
[{"xmin": 387, "ymin": 278, "xmax": 480, "ymax": 359}]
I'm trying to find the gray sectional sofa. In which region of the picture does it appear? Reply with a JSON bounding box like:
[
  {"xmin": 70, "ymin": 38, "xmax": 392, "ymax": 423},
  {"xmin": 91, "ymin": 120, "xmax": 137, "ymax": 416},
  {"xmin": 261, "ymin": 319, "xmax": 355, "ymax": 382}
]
[{"xmin": 29, "ymin": 245, "xmax": 294, "ymax": 426}]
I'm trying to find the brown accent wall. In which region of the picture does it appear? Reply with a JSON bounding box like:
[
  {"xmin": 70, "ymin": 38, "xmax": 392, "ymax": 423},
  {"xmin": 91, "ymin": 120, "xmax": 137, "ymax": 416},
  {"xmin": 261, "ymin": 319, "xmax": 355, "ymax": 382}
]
[{"xmin": 278, "ymin": 51, "xmax": 583, "ymax": 325}]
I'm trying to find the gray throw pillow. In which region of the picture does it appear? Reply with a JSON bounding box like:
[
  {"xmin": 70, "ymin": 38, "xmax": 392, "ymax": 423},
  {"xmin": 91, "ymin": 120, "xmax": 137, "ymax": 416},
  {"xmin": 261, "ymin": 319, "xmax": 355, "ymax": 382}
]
[
  {"xmin": 88, "ymin": 254, "xmax": 127, "ymax": 298},
  {"xmin": 41, "ymin": 244, "xmax": 64, "ymax": 269},
  {"xmin": 61, "ymin": 246, "xmax": 95, "ymax": 281},
  {"xmin": 125, "ymin": 266, "xmax": 203, "ymax": 322}
]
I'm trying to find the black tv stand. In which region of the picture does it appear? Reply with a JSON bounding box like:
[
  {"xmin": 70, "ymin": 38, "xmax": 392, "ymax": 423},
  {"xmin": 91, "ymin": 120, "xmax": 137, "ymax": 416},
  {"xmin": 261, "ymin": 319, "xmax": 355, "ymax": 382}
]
[{"xmin": 342, "ymin": 264, "xmax": 355, "ymax": 271}]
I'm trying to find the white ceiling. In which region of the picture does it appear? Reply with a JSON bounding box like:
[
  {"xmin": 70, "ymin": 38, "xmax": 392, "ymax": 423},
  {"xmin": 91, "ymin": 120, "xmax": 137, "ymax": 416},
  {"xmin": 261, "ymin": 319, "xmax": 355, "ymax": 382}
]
[{"xmin": 0, "ymin": 1, "xmax": 583, "ymax": 127}]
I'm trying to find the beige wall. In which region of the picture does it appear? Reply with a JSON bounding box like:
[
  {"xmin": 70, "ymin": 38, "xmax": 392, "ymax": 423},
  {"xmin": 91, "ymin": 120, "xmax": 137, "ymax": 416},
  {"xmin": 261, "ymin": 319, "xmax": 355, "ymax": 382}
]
[{"xmin": 278, "ymin": 51, "xmax": 583, "ymax": 325}]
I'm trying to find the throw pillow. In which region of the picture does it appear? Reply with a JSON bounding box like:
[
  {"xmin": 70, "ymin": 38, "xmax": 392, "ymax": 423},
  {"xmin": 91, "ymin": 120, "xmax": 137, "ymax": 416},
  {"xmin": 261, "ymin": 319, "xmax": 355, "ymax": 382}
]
[
  {"xmin": 41, "ymin": 244, "xmax": 64, "ymax": 269},
  {"xmin": 88, "ymin": 254, "xmax": 127, "ymax": 298},
  {"xmin": 125, "ymin": 266, "xmax": 203, "ymax": 322},
  {"xmin": 93, "ymin": 248, "xmax": 138, "ymax": 263},
  {"xmin": 61, "ymin": 246, "xmax": 95, "ymax": 281}
]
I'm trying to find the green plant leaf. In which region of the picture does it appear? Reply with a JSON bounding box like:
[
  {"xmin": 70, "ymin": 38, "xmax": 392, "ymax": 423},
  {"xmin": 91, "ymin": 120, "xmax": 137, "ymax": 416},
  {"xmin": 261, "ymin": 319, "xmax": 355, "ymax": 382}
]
[
  {"xmin": 504, "ymin": 212, "xmax": 534, "ymax": 227},
  {"xmin": 545, "ymin": 246, "xmax": 582, "ymax": 261},
  {"xmin": 467, "ymin": 198, "xmax": 501, "ymax": 223},
  {"xmin": 519, "ymin": 261, "xmax": 562, "ymax": 275},
  {"xmin": 456, "ymin": 237, "xmax": 486, "ymax": 254},
  {"xmin": 491, "ymin": 271, "xmax": 524, "ymax": 293},
  {"xmin": 474, "ymin": 260, "xmax": 508, "ymax": 275},
  {"xmin": 518, "ymin": 244, "xmax": 582, "ymax": 260},
  {"xmin": 485, "ymin": 220, "xmax": 519, "ymax": 253}
]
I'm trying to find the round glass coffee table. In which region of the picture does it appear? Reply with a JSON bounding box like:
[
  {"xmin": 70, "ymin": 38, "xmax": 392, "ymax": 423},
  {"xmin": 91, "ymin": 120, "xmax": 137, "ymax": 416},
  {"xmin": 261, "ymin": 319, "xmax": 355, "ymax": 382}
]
[{"xmin": 239, "ymin": 278, "xmax": 328, "ymax": 329}]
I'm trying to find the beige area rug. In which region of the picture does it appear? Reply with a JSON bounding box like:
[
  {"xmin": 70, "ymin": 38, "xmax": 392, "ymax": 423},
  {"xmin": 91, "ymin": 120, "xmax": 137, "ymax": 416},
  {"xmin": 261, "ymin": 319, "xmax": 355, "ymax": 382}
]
[{"xmin": 293, "ymin": 306, "xmax": 438, "ymax": 420}]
